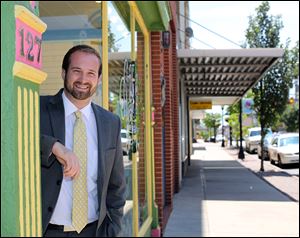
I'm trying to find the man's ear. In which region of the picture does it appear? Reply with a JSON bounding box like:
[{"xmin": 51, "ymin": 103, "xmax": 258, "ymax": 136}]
[
  {"xmin": 97, "ymin": 74, "xmax": 102, "ymax": 85},
  {"xmin": 61, "ymin": 70, "xmax": 66, "ymax": 80}
]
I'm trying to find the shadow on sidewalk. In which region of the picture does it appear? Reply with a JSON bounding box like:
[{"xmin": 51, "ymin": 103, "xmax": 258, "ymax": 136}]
[
  {"xmin": 257, "ymin": 170, "xmax": 295, "ymax": 177},
  {"xmin": 192, "ymin": 159, "xmax": 292, "ymax": 202}
]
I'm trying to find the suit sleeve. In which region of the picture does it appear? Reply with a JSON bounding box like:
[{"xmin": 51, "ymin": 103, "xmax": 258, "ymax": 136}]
[
  {"xmin": 106, "ymin": 117, "xmax": 127, "ymax": 237},
  {"xmin": 40, "ymin": 134, "xmax": 59, "ymax": 168}
]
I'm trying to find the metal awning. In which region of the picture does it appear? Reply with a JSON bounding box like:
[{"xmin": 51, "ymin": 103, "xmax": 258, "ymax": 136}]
[
  {"xmin": 108, "ymin": 52, "xmax": 130, "ymax": 94},
  {"xmin": 178, "ymin": 48, "xmax": 284, "ymax": 105}
]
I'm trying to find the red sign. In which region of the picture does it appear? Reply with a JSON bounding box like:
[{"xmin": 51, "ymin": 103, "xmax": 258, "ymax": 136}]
[{"xmin": 15, "ymin": 18, "xmax": 42, "ymax": 69}]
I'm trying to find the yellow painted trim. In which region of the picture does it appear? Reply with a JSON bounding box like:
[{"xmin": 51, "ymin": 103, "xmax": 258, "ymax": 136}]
[
  {"xmin": 144, "ymin": 32, "xmax": 153, "ymax": 220},
  {"xmin": 131, "ymin": 149, "xmax": 139, "ymax": 236},
  {"xmin": 23, "ymin": 89, "xmax": 30, "ymax": 236},
  {"xmin": 18, "ymin": 87, "xmax": 25, "ymax": 237},
  {"xmin": 13, "ymin": 62, "xmax": 47, "ymax": 84},
  {"xmin": 15, "ymin": 5, "xmax": 47, "ymax": 33},
  {"xmin": 29, "ymin": 90, "xmax": 36, "ymax": 235},
  {"xmin": 129, "ymin": 0, "xmax": 153, "ymax": 231},
  {"xmin": 138, "ymin": 217, "xmax": 153, "ymax": 237},
  {"xmin": 130, "ymin": 8, "xmax": 136, "ymax": 61},
  {"xmin": 128, "ymin": 2, "xmax": 149, "ymax": 38},
  {"xmin": 102, "ymin": 2, "xmax": 109, "ymax": 109},
  {"xmin": 35, "ymin": 92, "xmax": 42, "ymax": 236},
  {"xmin": 151, "ymin": 107, "xmax": 156, "ymax": 198}
]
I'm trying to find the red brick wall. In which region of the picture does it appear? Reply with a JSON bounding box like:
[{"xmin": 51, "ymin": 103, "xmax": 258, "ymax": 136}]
[
  {"xmin": 137, "ymin": 33, "xmax": 146, "ymax": 212},
  {"xmin": 171, "ymin": 30, "xmax": 179, "ymax": 193},
  {"xmin": 150, "ymin": 31, "xmax": 164, "ymax": 228},
  {"xmin": 136, "ymin": 1, "xmax": 180, "ymax": 232},
  {"xmin": 163, "ymin": 35, "xmax": 174, "ymax": 208}
]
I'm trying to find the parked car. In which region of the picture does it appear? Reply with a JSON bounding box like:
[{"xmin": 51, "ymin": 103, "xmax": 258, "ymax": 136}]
[
  {"xmin": 257, "ymin": 132, "xmax": 273, "ymax": 160},
  {"xmin": 268, "ymin": 133, "xmax": 299, "ymax": 166},
  {"xmin": 245, "ymin": 127, "xmax": 271, "ymax": 154},
  {"xmin": 121, "ymin": 129, "xmax": 130, "ymax": 155},
  {"xmin": 216, "ymin": 134, "xmax": 223, "ymax": 142},
  {"xmin": 245, "ymin": 127, "xmax": 261, "ymax": 153}
]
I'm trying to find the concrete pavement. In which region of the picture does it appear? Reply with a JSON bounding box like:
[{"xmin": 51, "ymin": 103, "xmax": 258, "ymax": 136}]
[
  {"xmin": 226, "ymin": 146, "xmax": 299, "ymax": 202},
  {"xmin": 163, "ymin": 141, "xmax": 299, "ymax": 237}
]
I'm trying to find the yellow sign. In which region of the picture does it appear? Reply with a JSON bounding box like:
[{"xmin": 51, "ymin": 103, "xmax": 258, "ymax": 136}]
[{"xmin": 190, "ymin": 101, "xmax": 212, "ymax": 110}]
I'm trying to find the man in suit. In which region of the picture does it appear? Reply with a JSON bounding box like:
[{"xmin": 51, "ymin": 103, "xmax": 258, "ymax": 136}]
[{"xmin": 40, "ymin": 44, "xmax": 126, "ymax": 237}]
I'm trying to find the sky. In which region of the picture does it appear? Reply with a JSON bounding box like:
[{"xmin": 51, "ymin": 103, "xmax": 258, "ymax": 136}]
[
  {"xmin": 109, "ymin": 1, "xmax": 299, "ymax": 51},
  {"xmin": 189, "ymin": 1, "xmax": 299, "ymax": 50},
  {"xmin": 189, "ymin": 1, "xmax": 299, "ymax": 115},
  {"xmin": 108, "ymin": 1, "xmax": 299, "ymax": 114}
]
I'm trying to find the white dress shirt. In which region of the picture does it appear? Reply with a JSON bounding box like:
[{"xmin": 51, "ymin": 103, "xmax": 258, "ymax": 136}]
[{"xmin": 50, "ymin": 91, "xmax": 99, "ymax": 225}]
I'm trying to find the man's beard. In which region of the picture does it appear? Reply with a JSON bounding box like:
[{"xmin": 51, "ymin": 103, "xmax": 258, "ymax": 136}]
[{"xmin": 64, "ymin": 76, "xmax": 97, "ymax": 100}]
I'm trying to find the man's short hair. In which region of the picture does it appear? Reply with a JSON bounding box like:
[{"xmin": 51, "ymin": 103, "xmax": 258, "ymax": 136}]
[{"xmin": 62, "ymin": 44, "xmax": 102, "ymax": 77}]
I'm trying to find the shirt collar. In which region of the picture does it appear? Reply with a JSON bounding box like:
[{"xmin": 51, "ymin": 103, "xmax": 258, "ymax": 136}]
[{"xmin": 62, "ymin": 91, "xmax": 93, "ymax": 120}]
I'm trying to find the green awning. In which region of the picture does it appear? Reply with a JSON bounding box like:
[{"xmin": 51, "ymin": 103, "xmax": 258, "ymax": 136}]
[{"xmin": 112, "ymin": 1, "xmax": 170, "ymax": 31}]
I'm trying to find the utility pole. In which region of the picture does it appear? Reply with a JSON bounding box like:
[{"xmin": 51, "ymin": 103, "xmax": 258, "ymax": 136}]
[
  {"xmin": 221, "ymin": 106, "xmax": 225, "ymax": 147},
  {"xmin": 260, "ymin": 79, "xmax": 265, "ymax": 172},
  {"xmin": 238, "ymin": 99, "xmax": 245, "ymax": 159}
]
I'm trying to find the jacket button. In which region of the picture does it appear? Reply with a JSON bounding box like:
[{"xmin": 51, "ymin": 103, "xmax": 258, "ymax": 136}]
[
  {"xmin": 48, "ymin": 207, "xmax": 53, "ymax": 212},
  {"xmin": 56, "ymin": 180, "xmax": 61, "ymax": 186}
]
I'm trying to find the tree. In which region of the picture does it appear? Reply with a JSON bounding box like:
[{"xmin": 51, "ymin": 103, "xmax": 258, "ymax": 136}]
[
  {"xmin": 289, "ymin": 41, "xmax": 299, "ymax": 78},
  {"xmin": 281, "ymin": 105, "xmax": 299, "ymax": 132},
  {"xmin": 203, "ymin": 113, "xmax": 221, "ymax": 141},
  {"xmin": 245, "ymin": 1, "xmax": 298, "ymax": 171},
  {"xmin": 108, "ymin": 20, "xmax": 119, "ymax": 52},
  {"xmin": 227, "ymin": 104, "xmax": 249, "ymax": 147}
]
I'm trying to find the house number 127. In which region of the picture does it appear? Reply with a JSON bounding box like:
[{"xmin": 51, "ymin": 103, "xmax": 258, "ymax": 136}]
[{"xmin": 16, "ymin": 18, "xmax": 43, "ymax": 69}]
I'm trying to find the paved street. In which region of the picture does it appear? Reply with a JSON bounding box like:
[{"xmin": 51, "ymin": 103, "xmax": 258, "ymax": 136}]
[{"xmin": 164, "ymin": 141, "xmax": 299, "ymax": 237}]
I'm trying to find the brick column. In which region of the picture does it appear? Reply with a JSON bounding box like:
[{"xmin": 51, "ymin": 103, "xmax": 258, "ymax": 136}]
[
  {"xmin": 171, "ymin": 30, "xmax": 180, "ymax": 193},
  {"xmin": 150, "ymin": 32, "xmax": 164, "ymax": 227},
  {"xmin": 163, "ymin": 35, "xmax": 174, "ymax": 208},
  {"xmin": 137, "ymin": 33, "xmax": 146, "ymax": 211}
]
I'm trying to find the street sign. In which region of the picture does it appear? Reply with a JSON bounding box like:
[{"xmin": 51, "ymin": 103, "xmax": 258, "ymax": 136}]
[
  {"xmin": 242, "ymin": 98, "xmax": 254, "ymax": 114},
  {"xmin": 190, "ymin": 101, "xmax": 212, "ymax": 110}
]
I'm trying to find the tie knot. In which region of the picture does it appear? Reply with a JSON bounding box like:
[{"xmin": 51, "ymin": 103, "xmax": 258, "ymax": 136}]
[{"xmin": 74, "ymin": 111, "xmax": 82, "ymax": 119}]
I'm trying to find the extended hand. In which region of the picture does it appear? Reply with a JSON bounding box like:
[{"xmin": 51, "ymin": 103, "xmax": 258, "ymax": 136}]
[{"xmin": 52, "ymin": 142, "xmax": 80, "ymax": 179}]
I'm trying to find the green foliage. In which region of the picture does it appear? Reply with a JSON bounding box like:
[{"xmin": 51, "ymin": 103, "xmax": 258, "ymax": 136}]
[
  {"xmin": 200, "ymin": 130, "xmax": 209, "ymax": 140},
  {"xmin": 246, "ymin": 2, "xmax": 283, "ymax": 48},
  {"xmin": 244, "ymin": 1, "xmax": 299, "ymax": 169},
  {"xmin": 289, "ymin": 41, "xmax": 299, "ymax": 78},
  {"xmin": 108, "ymin": 20, "xmax": 119, "ymax": 52},
  {"xmin": 281, "ymin": 104, "xmax": 299, "ymax": 132},
  {"xmin": 203, "ymin": 113, "xmax": 221, "ymax": 139},
  {"xmin": 245, "ymin": 1, "xmax": 299, "ymax": 131},
  {"xmin": 226, "ymin": 104, "xmax": 249, "ymax": 144}
]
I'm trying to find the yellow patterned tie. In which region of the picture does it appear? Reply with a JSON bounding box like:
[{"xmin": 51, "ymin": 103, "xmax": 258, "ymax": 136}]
[{"xmin": 72, "ymin": 111, "xmax": 88, "ymax": 233}]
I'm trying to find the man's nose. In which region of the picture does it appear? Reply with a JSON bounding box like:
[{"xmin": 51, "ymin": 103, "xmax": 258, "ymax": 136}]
[{"xmin": 78, "ymin": 72, "xmax": 90, "ymax": 82}]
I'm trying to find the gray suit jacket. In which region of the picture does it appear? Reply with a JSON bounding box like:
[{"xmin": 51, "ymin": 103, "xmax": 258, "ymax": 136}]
[{"xmin": 40, "ymin": 89, "xmax": 126, "ymax": 236}]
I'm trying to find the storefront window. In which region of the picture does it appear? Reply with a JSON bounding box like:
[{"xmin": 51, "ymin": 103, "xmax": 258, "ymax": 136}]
[
  {"xmin": 39, "ymin": 1, "xmax": 102, "ymax": 105},
  {"xmin": 40, "ymin": 2, "xmax": 149, "ymax": 236}
]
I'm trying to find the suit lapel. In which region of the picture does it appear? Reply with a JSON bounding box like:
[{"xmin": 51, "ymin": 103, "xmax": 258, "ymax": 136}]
[
  {"xmin": 48, "ymin": 89, "xmax": 65, "ymax": 145},
  {"xmin": 92, "ymin": 104, "xmax": 105, "ymax": 197}
]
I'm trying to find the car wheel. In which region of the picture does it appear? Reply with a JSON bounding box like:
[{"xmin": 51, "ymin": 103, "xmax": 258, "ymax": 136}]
[
  {"xmin": 278, "ymin": 155, "xmax": 284, "ymax": 168},
  {"xmin": 270, "ymin": 158, "xmax": 275, "ymax": 165}
]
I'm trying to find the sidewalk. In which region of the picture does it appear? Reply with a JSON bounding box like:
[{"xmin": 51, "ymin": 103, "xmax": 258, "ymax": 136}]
[
  {"xmin": 226, "ymin": 145, "xmax": 299, "ymax": 202},
  {"xmin": 163, "ymin": 142, "xmax": 299, "ymax": 237}
]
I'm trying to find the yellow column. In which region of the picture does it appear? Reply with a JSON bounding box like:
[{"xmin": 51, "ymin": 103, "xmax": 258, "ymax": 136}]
[
  {"xmin": 128, "ymin": 2, "xmax": 153, "ymax": 237},
  {"xmin": 102, "ymin": 1, "xmax": 109, "ymax": 110},
  {"xmin": 130, "ymin": 5, "xmax": 139, "ymax": 237}
]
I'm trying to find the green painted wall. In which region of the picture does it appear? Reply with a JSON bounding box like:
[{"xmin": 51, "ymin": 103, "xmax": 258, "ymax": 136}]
[
  {"xmin": 1, "ymin": 2, "xmax": 19, "ymax": 236},
  {"xmin": 1, "ymin": 1, "xmax": 41, "ymax": 236}
]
